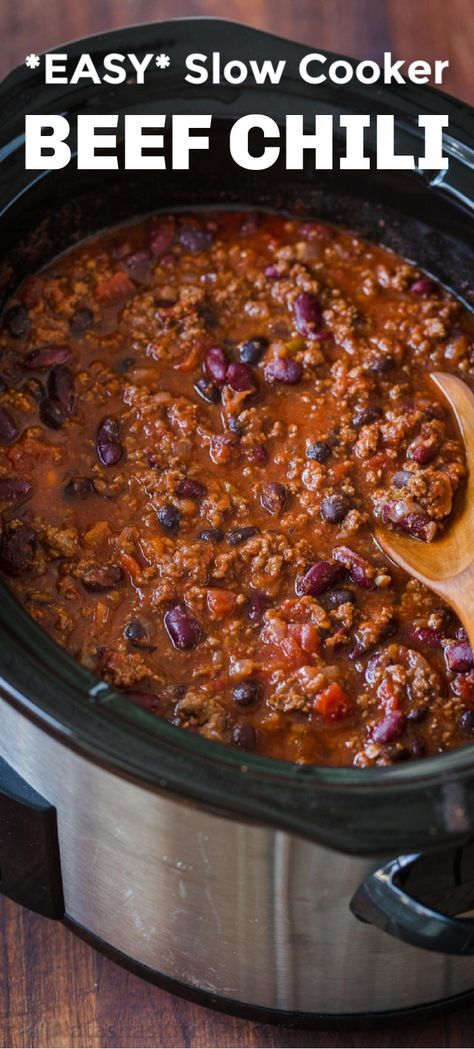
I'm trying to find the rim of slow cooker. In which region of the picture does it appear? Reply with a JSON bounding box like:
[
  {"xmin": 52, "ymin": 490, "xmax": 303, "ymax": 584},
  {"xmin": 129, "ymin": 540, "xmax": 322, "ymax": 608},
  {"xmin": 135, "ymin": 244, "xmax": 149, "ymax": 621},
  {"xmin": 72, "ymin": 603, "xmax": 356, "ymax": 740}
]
[{"xmin": 1, "ymin": 18, "xmax": 474, "ymax": 856}]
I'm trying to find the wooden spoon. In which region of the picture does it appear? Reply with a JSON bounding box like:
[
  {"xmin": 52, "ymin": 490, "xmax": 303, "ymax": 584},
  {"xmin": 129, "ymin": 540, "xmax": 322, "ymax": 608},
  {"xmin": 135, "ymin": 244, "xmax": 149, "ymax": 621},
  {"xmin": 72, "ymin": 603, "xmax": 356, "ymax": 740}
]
[{"xmin": 374, "ymin": 372, "xmax": 474, "ymax": 651}]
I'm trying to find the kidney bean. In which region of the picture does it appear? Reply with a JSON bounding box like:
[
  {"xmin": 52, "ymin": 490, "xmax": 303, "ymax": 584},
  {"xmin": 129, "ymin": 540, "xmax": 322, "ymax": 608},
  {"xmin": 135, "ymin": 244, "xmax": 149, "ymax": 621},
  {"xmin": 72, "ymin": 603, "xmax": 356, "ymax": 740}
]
[
  {"xmin": 264, "ymin": 264, "xmax": 280, "ymax": 279},
  {"xmin": 3, "ymin": 304, "xmax": 30, "ymax": 339},
  {"xmin": 64, "ymin": 477, "xmax": 95, "ymax": 500},
  {"xmin": 97, "ymin": 416, "xmax": 123, "ymax": 466},
  {"xmin": 150, "ymin": 217, "xmax": 175, "ymax": 257},
  {"xmin": 372, "ymin": 710, "xmax": 406, "ymax": 744},
  {"xmin": 332, "ymin": 546, "xmax": 375, "ymax": 589},
  {"xmin": 456, "ymin": 626, "xmax": 468, "ymax": 640},
  {"xmin": 320, "ymin": 494, "xmax": 351, "ymax": 524},
  {"xmin": 157, "ymin": 504, "xmax": 181, "ymax": 534},
  {"xmin": 265, "ymin": 357, "xmax": 302, "ymax": 385},
  {"xmin": 226, "ymin": 362, "xmax": 256, "ymax": 393},
  {"xmin": 194, "ymin": 378, "xmax": 221, "ymax": 404},
  {"xmin": 459, "ymin": 710, "xmax": 474, "ymax": 736},
  {"xmin": 178, "ymin": 225, "xmax": 214, "ymax": 254},
  {"xmin": 81, "ymin": 564, "xmax": 124, "ymax": 592},
  {"xmin": 22, "ymin": 344, "xmax": 71, "ymax": 370},
  {"xmin": 227, "ymin": 527, "xmax": 259, "ymax": 546},
  {"xmin": 0, "ymin": 407, "xmax": 18, "ymax": 444},
  {"xmin": 294, "ymin": 292, "xmax": 322, "ymax": 339},
  {"xmin": 126, "ymin": 690, "xmax": 162, "ymax": 713},
  {"xmin": 327, "ymin": 587, "xmax": 356, "ymax": 608},
  {"xmin": 306, "ymin": 440, "xmax": 331, "ymax": 463},
  {"xmin": 246, "ymin": 589, "xmax": 270, "ymax": 622},
  {"xmin": 39, "ymin": 397, "xmax": 66, "ymax": 430},
  {"xmin": 249, "ymin": 444, "xmax": 268, "ymax": 465},
  {"xmin": 410, "ymin": 277, "xmax": 438, "ymax": 297},
  {"xmin": 199, "ymin": 528, "xmax": 224, "ymax": 542},
  {"xmin": 70, "ymin": 307, "xmax": 94, "ymax": 335},
  {"xmin": 123, "ymin": 249, "xmax": 152, "ymax": 280},
  {"xmin": 233, "ymin": 679, "xmax": 262, "ymax": 708},
  {"xmin": 48, "ymin": 365, "xmax": 76, "ymax": 415},
  {"xmin": 176, "ymin": 478, "xmax": 207, "ymax": 500},
  {"xmin": 386, "ymin": 507, "xmax": 436, "ymax": 542},
  {"xmin": 0, "ymin": 524, "xmax": 36, "ymax": 576},
  {"xmin": 240, "ymin": 337, "xmax": 267, "ymax": 364},
  {"xmin": 164, "ymin": 603, "xmax": 201, "ymax": 650},
  {"xmin": 352, "ymin": 405, "xmax": 382, "ymax": 428},
  {"xmin": 232, "ymin": 722, "xmax": 257, "ymax": 751},
  {"xmin": 0, "ymin": 477, "xmax": 32, "ymax": 503},
  {"xmin": 296, "ymin": 560, "xmax": 344, "ymax": 597},
  {"xmin": 405, "ymin": 625, "xmax": 444, "ymax": 649},
  {"xmin": 411, "ymin": 442, "xmax": 440, "ymax": 466},
  {"xmin": 260, "ymin": 482, "xmax": 288, "ymax": 516},
  {"xmin": 205, "ymin": 346, "xmax": 229, "ymax": 385},
  {"xmin": 445, "ymin": 641, "xmax": 474, "ymax": 674},
  {"xmin": 0, "ymin": 478, "xmax": 31, "ymax": 505},
  {"xmin": 392, "ymin": 470, "xmax": 412, "ymax": 489}
]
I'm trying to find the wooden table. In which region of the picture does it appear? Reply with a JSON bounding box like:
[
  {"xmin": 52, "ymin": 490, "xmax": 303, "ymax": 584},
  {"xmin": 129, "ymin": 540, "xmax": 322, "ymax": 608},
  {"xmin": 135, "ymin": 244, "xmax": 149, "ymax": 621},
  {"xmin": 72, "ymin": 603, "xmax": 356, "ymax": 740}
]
[{"xmin": 0, "ymin": 1, "xmax": 473, "ymax": 1045}]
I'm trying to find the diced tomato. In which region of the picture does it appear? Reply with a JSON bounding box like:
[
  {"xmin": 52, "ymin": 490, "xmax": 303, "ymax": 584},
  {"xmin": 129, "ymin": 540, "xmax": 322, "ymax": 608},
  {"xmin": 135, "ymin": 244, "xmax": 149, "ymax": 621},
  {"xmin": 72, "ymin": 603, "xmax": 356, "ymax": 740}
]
[
  {"xmin": 287, "ymin": 621, "xmax": 320, "ymax": 655},
  {"xmin": 95, "ymin": 271, "xmax": 135, "ymax": 304},
  {"xmin": 314, "ymin": 682, "xmax": 353, "ymax": 721},
  {"xmin": 207, "ymin": 588, "xmax": 237, "ymax": 619},
  {"xmin": 119, "ymin": 552, "xmax": 142, "ymax": 582}
]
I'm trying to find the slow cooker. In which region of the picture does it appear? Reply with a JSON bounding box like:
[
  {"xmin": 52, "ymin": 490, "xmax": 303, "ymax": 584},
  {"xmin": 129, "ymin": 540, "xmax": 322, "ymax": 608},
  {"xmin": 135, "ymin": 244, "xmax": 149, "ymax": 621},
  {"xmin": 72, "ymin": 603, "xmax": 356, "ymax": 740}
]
[{"xmin": 1, "ymin": 18, "xmax": 474, "ymax": 1027}]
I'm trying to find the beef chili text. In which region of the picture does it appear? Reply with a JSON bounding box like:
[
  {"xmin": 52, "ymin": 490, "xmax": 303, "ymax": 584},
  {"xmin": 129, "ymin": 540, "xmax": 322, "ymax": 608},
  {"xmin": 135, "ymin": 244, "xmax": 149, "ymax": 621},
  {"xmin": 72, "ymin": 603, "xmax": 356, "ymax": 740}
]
[{"xmin": 0, "ymin": 210, "xmax": 473, "ymax": 767}]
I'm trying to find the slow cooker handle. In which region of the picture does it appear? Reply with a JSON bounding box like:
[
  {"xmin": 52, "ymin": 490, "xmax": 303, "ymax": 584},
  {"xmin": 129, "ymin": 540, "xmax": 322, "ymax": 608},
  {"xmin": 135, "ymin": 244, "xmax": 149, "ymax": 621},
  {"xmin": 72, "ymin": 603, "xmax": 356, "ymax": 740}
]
[
  {"xmin": 350, "ymin": 852, "xmax": 474, "ymax": 955},
  {"xmin": 0, "ymin": 755, "xmax": 64, "ymax": 918}
]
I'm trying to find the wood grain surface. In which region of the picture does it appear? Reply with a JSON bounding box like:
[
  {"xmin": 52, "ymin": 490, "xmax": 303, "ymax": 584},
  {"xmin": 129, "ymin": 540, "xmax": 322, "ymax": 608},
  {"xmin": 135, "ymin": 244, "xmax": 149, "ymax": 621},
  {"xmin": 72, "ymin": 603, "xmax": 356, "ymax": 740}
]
[{"xmin": 0, "ymin": 1, "xmax": 473, "ymax": 1046}]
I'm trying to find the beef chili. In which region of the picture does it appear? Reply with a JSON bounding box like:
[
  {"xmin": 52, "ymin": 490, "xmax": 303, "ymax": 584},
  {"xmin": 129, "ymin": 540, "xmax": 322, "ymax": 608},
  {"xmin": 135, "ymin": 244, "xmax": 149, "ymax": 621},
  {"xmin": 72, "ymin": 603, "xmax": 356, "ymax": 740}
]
[{"xmin": 0, "ymin": 209, "xmax": 473, "ymax": 767}]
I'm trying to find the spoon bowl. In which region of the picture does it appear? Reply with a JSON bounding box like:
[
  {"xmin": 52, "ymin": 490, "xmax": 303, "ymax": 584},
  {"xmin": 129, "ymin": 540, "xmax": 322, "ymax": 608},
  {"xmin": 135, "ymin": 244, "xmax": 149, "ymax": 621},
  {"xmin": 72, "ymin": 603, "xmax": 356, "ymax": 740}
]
[{"xmin": 375, "ymin": 373, "xmax": 474, "ymax": 649}]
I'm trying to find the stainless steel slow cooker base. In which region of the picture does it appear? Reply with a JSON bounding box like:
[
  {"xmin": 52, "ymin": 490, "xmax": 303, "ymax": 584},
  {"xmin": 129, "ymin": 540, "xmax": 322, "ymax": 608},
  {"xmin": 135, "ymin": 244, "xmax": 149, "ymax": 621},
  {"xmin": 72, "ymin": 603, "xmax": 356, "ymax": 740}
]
[
  {"xmin": 66, "ymin": 919, "xmax": 474, "ymax": 1029},
  {"xmin": 2, "ymin": 696, "xmax": 474, "ymax": 1019}
]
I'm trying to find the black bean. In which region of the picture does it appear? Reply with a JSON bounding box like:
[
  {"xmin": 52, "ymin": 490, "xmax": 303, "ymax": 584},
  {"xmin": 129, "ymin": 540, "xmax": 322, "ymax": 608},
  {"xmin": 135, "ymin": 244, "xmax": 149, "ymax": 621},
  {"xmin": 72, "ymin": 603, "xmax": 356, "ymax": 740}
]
[
  {"xmin": 352, "ymin": 406, "xmax": 382, "ymax": 428},
  {"xmin": 64, "ymin": 477, "xmax": 95, "ymax": 500},
  {"xmin": 81, "ymin": 564, "xmax": 124, "ymax": 592},
  {"xmin": 124, "ymin": 620, "xmax": 154, "ymax": 649},
  {"xmin": 199, "ymin": 528, "xmax": 224, "ymax": 543},
  {"xmin": 240, "ymin": 337, "xmax": 268, "ymax": 364},
  {"xmin": 232, "ymin": 722, "xmax": 257, "ymax": 751},
  {"xmin": 164, "ymin": 603, "xmax": 201, "ymax": 650},
  {"xmin": 0, "ymin": 407, "xmax": 18, "ymax": 444},
  {"xmin": 260, "ymin": 482, "xmax": 288, "ymax": 516},
  {"xmin": 306, "ymin": 440, "xmax": 331, "ymax": 463},
  {"xmin": 157, "ymin": 504, "xmax": 181, "ymax": 534},
  {"xmin": 233, "ymin": 680, "xmax": 262, "ymax": 708},
  {"xmin": 70, "ymin": 307, "xmax": 94, "ymax": 335},
  {"xmin": 116, "ymin": 357, "xmax": 135, "ymax": 374},
  {"xmin": 0, "ymin": 477, "xmax": 32, "ymax": 503},
  {"xmin": 227, "ymin": 527, "xmax": 259, "ymax": 546},
  {"xmin": 459, "ymin": 710, "xmax": 474, "ymax": 737},
  {"xmin": 3, "ymin": 304, "xmax": 30, "ymax": 339},
  {"xmin": 320, "ymin": 493, "xmax": 351, "ymax": 524},
  {"xmin": 97, "ymin": 416, "xmax": 123, "ymax": 466},
  {"xmin": 39, "ymin": 397, "xmax": 66, "ymax": 430},
  {"xmin": 327, "ymin": 588, "xmax": 356, "ymax": 608},
  {"xmin": 0, "ymin": 524, "xmax": 36, "ymax": 576},
  {"xmin": 193, "ymin": 378, "xmax": 221, "ymax": 404}
]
